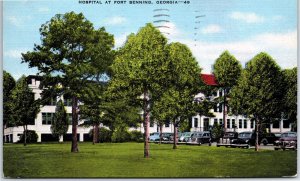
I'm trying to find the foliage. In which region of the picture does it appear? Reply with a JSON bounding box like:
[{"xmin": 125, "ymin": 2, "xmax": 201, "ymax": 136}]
[
  {"xmin": 3, "ymin": 70, "xmax": 16, "ymax": 128},
  {"xmin": 210, "ymin": 123, "xmax": 223, "ymax": 142},
  {"xmin": 108, "ymin": 23, "xmax": 169, "ymax": 157},
  {"xmin": 18, "ymin": 130, "xmax": 38, "ymax": 143},
  {"xmin": 51, "ymin": 100, "xmax": 69, "ymax": 139},
  {"xmin": 10, "ymin": 76, "xmax": 40, "ymax": 146},
  {"xmin": 111, "ymin": 124, "xmax": 131, "ymax": 143},
  {"xmin": 98, "ymin": 127, "xmax": 112, "ymax": 143},
  {"xmin": 282, "ymin": 67, "xmax": 297, "ymax": 131},
  {"xmin": 213, "ymin": 50, "xmax": 242, "ymax": 88},
  {"xmin": 22, "ymin": 11, "xmax": 114, "ymax": 152},
  {"xmin": 130, "ymin": 130, "xmax": 144, "ymax": 142},
  {"xmin": 229, "ymin": 52, "xmax": 283, "ymax": 151},
  {"xmin": 151, "ymin": 42, "xmax": 202, "ymax": 149},
  {"xmin": 3, "ymin": 143, "xmax": 297, "ymax": 178},
  {"xmin": 213, "ymin": 51, "xmax": 242, "ymax": 131},
  {"xmin": 178, "ymin": 119, "xmax": 190, "ymax": 133}
]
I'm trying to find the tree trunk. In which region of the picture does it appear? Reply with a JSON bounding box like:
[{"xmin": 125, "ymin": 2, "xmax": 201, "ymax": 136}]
[
  {"xmin": 23, "ymin": 124, "xmax": 27, "ymax": 146},
  {"xmin": 223, "ymin": 88, "xmax": 227, "ymax": 133},
  {"xmin": 159, "ymin": 123, "xmax": 163, "ymax": 144},
  {"xmin": 143, "ymin": 90, "xmax": 150, "ymax": 158},
  {"xmin": 173, "ymin": 122, "xmax": 178, "ymax": 149},
  {"xmin": 255, "ymin": 119, "xmax": 259, "ymax": 151},
  {"xmin": 92, "ymin": 124, "xmax": 96, "ymax": 145},
  {"xmin": 71, "ymin": 96, "xmax": 79, "ymax": 152},
  {"xmin": 93, "ymin": 122, "xmax": 99, "ymax": 144}
]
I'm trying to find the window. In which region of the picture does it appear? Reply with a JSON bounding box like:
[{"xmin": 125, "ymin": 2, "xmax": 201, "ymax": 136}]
[
  {"xmin": 232, "ymin": 119, "xmax": 235, "ymax": 128},
  {"xmin": 42, "ymin": 113, "xmax": 54, "ymax": 125},
  {"xmin": 244, "ymin": 120, "xmax": 247, "ymax": 129},
  {"xmin": 251, "ymin": 120, "xmax": 254, "ymax": 128},
  {"xmin": 283, "ymin": 120, "xmax": 290, "ymax": 128},
  {"xmin": 219, "ymin": 119, "xmax": 223, "ymax": 125},
  {"xmin": 214, "ymin": 105, "xmax": 218, "ymax": 112},
  {"xmin": 239, "ymin": 119, "xmax": 242, "ymax": 128},
  {"xmin": 64, "ymin": 94, "xmax": 72, "ymax": 107},
  {"xmin": 46, "ymin": 97, "xmax": 57, "ymax": 106},
  {"xmin": 214, "ymin": 119, "xmax": 218, "ymax": 125},
  {"xmin": 165, "ymin": 120, "xmax": 170, "ymax": 128},
  {"xmin": 194, "ymin": 118, "xmax": 198, "ymax": 128},
  {"xmin": 219, "ymin": 90, "xmax": 223, "ymax": 97},
  {"xmin": 273, "ymin": 121, "xmax": 279, "ymax": 128},
  {"xmin": 67, "ymin": 113, "xmax": 72, "ymax": 125},
  {"xmin": 227, "ymin": 119, "xmax": 230, "ymax": 128},
  {"xmin": 219, "ymin": 104, "xmax": 223, "ymax": 113}
]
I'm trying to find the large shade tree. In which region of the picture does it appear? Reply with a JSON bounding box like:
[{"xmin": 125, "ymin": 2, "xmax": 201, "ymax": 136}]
[
  {"xmin": 282, "ymin": 67, "xmax": 297, "ymax": 131},
  {"xmin": 10, "ymin": 76, "xmax": 40, "ymax": 146},
  {"xmin": 3, "ymin": 71, "xmax": 16, "ymax": 130},
  {"xmin": 108, "ymin": 23, "xmax": 171, "ymax": 158},
  {"xmin": 152, "ymin": 42, "xmax": 202, "ymax": 149},
  {"xmin": 213, "ymin": 51, "xmax": 242, "ymax": 132},
  {"xmin": 229, "ymin": 52, "xmax": 283, "ymax": 151},
  {"xmin": 22, "ymin": 12, "xmax": 114, "ymax": 152}
]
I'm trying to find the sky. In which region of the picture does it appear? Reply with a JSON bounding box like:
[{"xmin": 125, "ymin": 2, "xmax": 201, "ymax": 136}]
[{"xmin": 3, "ymin": 0, "xmax": 298, "ymax": 80}]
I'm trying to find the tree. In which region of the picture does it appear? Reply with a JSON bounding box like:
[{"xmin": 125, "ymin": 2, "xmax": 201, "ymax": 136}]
[
  {"xmin": 10, "ymin": 75, "xmax": 40, "ymax": 146},
  {"xmin": 22, "ymin": 12, "xmax": 114, "ymax": 152},
  {"xmin": 108, "ymin": 24, "xmax": 169, "ymax": 158},
  {"xmin": 51, "ymin": 99, "xmax": 69, "ymax": 141},
  {"xmin": 152, "ymin": 42, "xmax": 202, "ymax": 149},
  {"xmin": 213, "ymin": 51, "xmax": 242, "ymax": 132},
  {"xmin": 282, "ymin": 68, "xmax": 297, "ymax": 131},
  {"xmin": 3, "ymin": 71, "xmax": 16, "ymax": 129},
  {"xmin": 229, "ymin": 52, "xmax": 283, "ymax": 151}
]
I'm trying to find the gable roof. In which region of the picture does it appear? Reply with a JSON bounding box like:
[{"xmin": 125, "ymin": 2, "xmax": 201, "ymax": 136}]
[{"xmin": 201, "ymin": 74, "xmax": 218, "ymax": 86}]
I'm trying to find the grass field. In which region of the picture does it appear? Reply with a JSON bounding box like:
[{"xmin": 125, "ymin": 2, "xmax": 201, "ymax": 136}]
[{"xmin": 3, "ymin": 142, "xmax": 297, "ymax": 178}]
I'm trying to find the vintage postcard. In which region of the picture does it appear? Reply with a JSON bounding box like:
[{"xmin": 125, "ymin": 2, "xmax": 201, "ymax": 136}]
[{"xmin": 2, "ymin": 0, "xmax": 297, "ymax": 178}]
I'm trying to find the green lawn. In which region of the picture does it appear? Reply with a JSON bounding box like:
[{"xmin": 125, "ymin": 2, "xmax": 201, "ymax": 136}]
[{"xmin": 3, "ymin": 142, "xmax": 297, "ymax": 178}]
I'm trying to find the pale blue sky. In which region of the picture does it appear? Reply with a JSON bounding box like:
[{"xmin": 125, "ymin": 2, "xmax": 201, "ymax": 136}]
[{"xmin": 3, "ymin": 0, "xmax": 298, "ymax": 79}]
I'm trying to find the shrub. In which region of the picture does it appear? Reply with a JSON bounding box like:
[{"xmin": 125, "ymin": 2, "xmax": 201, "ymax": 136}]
[
  {"xmin": 211, "ymin": 124, "xmax": 223, "ymax": 142},
  {"xmin": 18, "ymin": 130, "xmax": 38, "ymax": 143},
  {"xmin": 130, "ymin": 130, "xmax": 144, "ymax": 142},
  {"xmin": 99, "ymin": 127, "xmax": 112, "ymax": 143},
  {"xmin": 111, "ymin": 126, "xmax": 130, "ymax": 143}
]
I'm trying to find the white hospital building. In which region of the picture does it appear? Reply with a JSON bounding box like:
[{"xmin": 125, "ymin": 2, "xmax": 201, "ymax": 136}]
[{"xmin": 4, "ymin": 74, "xmax": 292, "ymax": 143}]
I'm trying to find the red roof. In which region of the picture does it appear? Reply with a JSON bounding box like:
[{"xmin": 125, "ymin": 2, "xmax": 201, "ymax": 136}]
[{"xmin": 201, "ymin": 74, "xmax": 218, "ymax": 86}]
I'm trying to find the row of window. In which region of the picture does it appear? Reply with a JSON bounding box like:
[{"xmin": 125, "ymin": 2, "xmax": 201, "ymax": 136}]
[
  {"xmin": 42, "ymin": 113, "xmax": 72, "ymax": 125},
  {"xmin": 194, "ymin": 118, "xmax": 255, "ymax": 129},
  {"xmin": 193, "ymin": 118, "xmax": 290, "ymax": 129},
  {"xmin": 45, "ymin": 97, "xmax": 72, "ymax": 106}
]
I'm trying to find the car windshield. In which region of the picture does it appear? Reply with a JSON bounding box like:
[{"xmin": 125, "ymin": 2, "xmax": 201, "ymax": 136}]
[
  {"xmin": 274, "ymin": 133, "xmax": 281, "ymax": 137},
  {"xmin": 150, "ymin": 133, "xmax": 159, "ymax": 136},
  {"xmin": 282, "ymin": 132, "xmax": 297, "ymax": 138},
  {"xmin": 184, "ymin": 133, "xmax": 191, "ymax": 137},
  {"xmin": 238, "ymin": 133, "xmax": 251, "ymax": 138},
  {"xmin": 224, "ymin": 133, "xmax": 234, "ymax": 137}
]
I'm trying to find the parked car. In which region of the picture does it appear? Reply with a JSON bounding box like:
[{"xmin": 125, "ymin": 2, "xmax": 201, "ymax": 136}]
[
  {"xmin": 232, "ymin": 131, "xmax": 261, "ymax": 146},
  {"xmin": 274, "ymin": 131, "xmax": 297, "ymax": 150},
  {"xmin": 217, "ymin": 132, "xmax": 238, "ymax": 145},
  {"xmin": 260, "ymin": 132, "xmax": 281, "ymax": 145},
  {"xmin": 162, "ymin": 132, "xmax": 173, "ymax": 141},
  {"xmin": 170, "ymin": 132, "xmax": 182, "ymax": 141},
  {"xmin": 149, "ymin": 132, "xmax": 160, "ymax": 141},
  {"xmin": 179, "ymin": 132, "xmax": 193, "ymax": 142},
  {"xmin": 187, "ymin": 131, "xmax": 212, "ymax": 145}
]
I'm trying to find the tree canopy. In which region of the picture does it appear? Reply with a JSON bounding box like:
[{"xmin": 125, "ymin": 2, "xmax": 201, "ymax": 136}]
[
  {"xmin": 229, "ymin": 52, "xmax": 283, "ymax": 151},
  {"xmin": 10, "ymin": 75, "xmax": 40, "ymax": 146},
  {"xmin": 22, "ymin": 11, "xmax": 115, "ymax": 152},
  {"xmin": 3, "ymin": 71, "xmax": 16, "ymax": 128}
]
